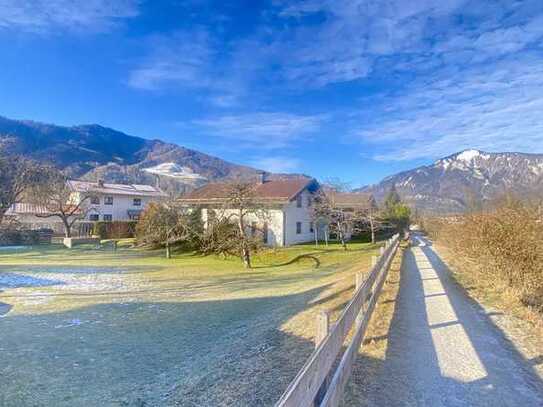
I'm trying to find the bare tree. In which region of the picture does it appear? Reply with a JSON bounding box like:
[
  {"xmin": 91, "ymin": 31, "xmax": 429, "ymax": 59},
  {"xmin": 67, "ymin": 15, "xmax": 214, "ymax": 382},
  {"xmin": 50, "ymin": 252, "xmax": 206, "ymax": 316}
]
[
  {"xmin": 199, "ymin": 181, "xmax": 269, "ymax": 268},
  {"xmin": 27, "ymin": 167, "xmax": 96, "ymax": 237},
  {"xmin": 221, "ymin": 181, "xmax": 270, "ymax": 268},
  {"xmin": 311, "ymin": 190, "xmax": 354, "ymax": 250},
  {"xmin": 0, "ymin": 156, "xmax": 41, "ymax": 225},
  {"xmin": 136, "ymin": 201, "xmax": 200, "ymax": 258},
  {"xmin": 312, "ymin": 183, "xmax": 382, "ymax": 248}
]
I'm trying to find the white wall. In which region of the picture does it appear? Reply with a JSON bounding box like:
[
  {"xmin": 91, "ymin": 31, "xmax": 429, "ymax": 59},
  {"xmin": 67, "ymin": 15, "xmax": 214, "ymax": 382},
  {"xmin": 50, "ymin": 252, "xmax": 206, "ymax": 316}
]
[
  {"xmin": 283, "ymin": 189, "xmax": 316, "ymax": 246},
  {"xmin": 75, "ymin": 192, "xmax": 157, "ymax": 221},
  {"xmin": 202, "ymin": 207, "xmax": 285, "ymax": 247}
]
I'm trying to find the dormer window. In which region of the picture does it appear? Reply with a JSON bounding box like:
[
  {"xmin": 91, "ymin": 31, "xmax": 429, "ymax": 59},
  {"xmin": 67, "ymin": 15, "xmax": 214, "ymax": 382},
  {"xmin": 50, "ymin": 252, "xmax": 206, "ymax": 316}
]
[{"xmin": 104, "ymin": 196, "xmax": 114, "ymax": 205}]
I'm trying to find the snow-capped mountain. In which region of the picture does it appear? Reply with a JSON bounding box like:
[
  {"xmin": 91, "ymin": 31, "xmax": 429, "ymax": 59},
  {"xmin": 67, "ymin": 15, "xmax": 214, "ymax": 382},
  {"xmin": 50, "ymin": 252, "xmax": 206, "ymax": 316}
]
[{"xmin": 358, "ymin": 150, "xmax": 543, "ymax": 214}]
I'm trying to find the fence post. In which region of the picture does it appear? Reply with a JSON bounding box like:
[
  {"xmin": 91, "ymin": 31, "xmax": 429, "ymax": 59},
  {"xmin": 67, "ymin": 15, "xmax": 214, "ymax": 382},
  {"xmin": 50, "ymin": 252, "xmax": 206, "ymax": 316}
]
[
  {"xmin": 356, "ymin": 272, "xmax": 364, "ymax": 291},
  {"xmin": 315, "ymin": 311, "xmax": 330, "ymax": 406},
  {"xmin": 379, "ymin": 246, "xmax": 385, "ymax": 256},
  {"xmin": 371, "ymin": 255, "xmax": 378, "ymax": 267}
]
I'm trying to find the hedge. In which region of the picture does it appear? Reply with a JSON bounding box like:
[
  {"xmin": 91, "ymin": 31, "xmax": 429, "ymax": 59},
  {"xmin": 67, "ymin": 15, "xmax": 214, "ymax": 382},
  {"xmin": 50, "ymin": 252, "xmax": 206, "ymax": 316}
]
[{"xmin": 92, "ymin": 221, "xmax": 137, "ymax": 240}]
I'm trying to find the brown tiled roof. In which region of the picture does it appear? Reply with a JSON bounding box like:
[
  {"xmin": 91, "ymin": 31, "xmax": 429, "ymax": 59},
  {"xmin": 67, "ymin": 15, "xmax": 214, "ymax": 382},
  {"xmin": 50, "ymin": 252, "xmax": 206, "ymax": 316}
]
[
  {"xmin": 327, "ymin": 191, "xmax": 374, "ymax": 209},
  {"xmin": 179, "ymin": 178, "xmax": 318, "ymax": 204}
]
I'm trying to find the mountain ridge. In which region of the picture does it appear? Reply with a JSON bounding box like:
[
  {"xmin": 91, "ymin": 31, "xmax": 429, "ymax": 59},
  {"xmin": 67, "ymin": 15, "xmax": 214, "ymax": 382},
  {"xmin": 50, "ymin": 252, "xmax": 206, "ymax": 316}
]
[
  {"xmin": 0, "ymin": 115, "xmax": 306, "ymax": 194},
  {"xmin": 356, "ymin": 149, "xmax": 543, "ymax": 214}
]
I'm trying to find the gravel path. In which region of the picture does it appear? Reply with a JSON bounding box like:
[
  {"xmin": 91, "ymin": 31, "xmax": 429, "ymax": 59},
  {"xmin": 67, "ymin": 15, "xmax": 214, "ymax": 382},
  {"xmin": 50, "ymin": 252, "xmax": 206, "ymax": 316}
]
[{"xmin": 360, "ymin": 233, "xmax": 543, "ymax": 407}]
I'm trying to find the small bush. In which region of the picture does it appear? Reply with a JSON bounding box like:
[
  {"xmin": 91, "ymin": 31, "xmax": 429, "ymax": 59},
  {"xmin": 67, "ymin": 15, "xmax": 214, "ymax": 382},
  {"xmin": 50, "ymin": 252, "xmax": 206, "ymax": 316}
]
[
  {"xmin": 0, "ymin": 228, "xmax": 51, "ymax": 245},
  {"xmin": 93, "ymin": 221, "xmax": 137, "ymax": 240}
]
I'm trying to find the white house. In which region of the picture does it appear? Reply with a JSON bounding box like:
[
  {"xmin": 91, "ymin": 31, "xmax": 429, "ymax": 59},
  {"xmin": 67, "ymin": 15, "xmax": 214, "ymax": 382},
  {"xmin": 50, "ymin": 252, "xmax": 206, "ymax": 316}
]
[
  {"xmin": 178, "ymin": 176, "xmax": 321, "ymax": 247},
  {"xmin": 68, "ymin": 180, "xmax": 167, "ymax": 222},
  {"xmin": 6, "ymin": 180, "xmax": 167, "ymax": 234}
]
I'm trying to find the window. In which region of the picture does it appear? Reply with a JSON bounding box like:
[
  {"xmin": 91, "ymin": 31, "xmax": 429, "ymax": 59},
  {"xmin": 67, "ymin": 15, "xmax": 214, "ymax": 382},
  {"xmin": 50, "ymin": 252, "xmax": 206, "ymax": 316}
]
[
  {"xmin": 296, "ymin": 222, "xmax": 302, "ymax": 234},
  {"xmin": 307, "ymin": 196, "xmax": 312, "ymax": 207},
  {"xmin": 89, "ymin": 214, "xmax": 99, "ymax": 221},
  {"xmin": 310, "ymin": 222, "xmax": 314, "ymax": 233},
  {"xmin": 296, "ymin": 194, "xmax": 302, "ymax": 208},
  {"xmin": 104, "ymin": 196, "xmax": 114, "ymax": 205},
  {"xmin": 129, "ymin": 214, "xmax": 140, "ymax": 221},
  {"xmin": 133, "ymin": 198, "xmax": 142, "ymax": 206},
  {"xmin": 103, "ymin": 214, "xmax": 112, "ymax": 221},
  {"xmin": 90, "ymin": 196, "xmax": 100, "ymax": 205}
]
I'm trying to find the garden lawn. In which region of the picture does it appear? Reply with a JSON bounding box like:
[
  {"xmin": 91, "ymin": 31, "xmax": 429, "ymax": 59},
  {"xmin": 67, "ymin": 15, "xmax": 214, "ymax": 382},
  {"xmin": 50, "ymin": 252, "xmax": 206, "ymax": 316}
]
[{"xmin": 0, "ymin": 240, "xmax": 380, "ymax": 406}]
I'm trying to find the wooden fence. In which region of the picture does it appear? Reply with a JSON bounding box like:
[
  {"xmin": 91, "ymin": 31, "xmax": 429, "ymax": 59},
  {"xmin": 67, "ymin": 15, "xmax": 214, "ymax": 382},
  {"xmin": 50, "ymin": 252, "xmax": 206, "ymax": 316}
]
[{"xmin": 275, "ymin": 234, "xmax": 401, "ymax": 407}]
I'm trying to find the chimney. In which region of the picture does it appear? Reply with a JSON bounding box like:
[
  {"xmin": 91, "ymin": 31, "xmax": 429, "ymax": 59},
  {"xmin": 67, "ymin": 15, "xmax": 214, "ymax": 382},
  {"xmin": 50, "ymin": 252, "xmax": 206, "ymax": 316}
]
[
  {"xmin": 97, "ymin": 179, "xmax": 105, "ymax": 188},
  {"xmin": 258, "ymin": 171, "xmax": 268, "ymax": 184}
]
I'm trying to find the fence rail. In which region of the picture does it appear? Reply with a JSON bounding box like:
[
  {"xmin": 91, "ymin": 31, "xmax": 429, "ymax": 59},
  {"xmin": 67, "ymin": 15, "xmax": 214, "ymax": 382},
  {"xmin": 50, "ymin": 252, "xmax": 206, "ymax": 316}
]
[{"xmin": 275, "ymin": 234, "xmax": 401, "ymax": 407}]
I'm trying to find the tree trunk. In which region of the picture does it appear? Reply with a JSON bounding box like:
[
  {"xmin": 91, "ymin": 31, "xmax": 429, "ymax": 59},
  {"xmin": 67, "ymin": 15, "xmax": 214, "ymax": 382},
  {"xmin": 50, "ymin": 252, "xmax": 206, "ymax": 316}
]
[
  {"xmin": 370, "ymin": 216, "xmax": 376, "ymax": 244},
  {"xmin": 62, "ymin": 217, "xmax": 72, "ymax": 238},
  {"xmin": 238, "ymin": 210, "xmax": 251, "ymax": 269},
  {"xmin": 341, "ymin": 235, "xmax": 347, "ymax": 251},
  {"xmin": 242, "ymin": 244, "xmax": 251, "ymax": 269},
  {"xmin": 165, "ymin": 241, "xmax": 171, "ymax": 259}
]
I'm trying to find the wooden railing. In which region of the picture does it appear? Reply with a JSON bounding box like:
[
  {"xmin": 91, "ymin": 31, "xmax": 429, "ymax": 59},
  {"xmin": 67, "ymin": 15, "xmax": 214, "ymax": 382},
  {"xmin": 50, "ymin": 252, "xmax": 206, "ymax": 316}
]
[{"xmin": 275, "ymin": 234, "xmax": 401, "ymax": 407}]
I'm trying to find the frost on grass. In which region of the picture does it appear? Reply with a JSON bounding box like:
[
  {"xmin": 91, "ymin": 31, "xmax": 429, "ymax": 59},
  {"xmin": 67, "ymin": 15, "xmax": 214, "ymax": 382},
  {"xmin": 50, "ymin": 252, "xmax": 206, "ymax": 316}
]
[{"xmin": 0, "ymin": 273, "xmax": 63, "ymax": 288}]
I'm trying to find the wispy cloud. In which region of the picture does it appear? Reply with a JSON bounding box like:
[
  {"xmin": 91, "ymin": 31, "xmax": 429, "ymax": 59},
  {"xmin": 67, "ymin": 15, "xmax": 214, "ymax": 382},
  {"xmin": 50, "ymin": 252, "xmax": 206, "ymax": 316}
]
[
  {"xmin": 0, "ymin": 0, "xmax": 140, "ymax": 33},
  {"xmin": 127, "ymin": 28, "xmax": 253, "ymax": 107},
  {"xmin": 272, "ymin": 0, "xmax": 468, "ymax": 87},
  {"xmin": 352, "ymin": 54, "xmax": 543, "ymax": 161},
  {"xmin": 251, "ymin": 156, "xmax": 302, "ymax": 173},
  {"xmin": 127, "ymin": 29, "xmax": 215, "ymax": 91},
  {"xmin": 193, "ymin": 112, "xmax": 323, "ymax": 149}
]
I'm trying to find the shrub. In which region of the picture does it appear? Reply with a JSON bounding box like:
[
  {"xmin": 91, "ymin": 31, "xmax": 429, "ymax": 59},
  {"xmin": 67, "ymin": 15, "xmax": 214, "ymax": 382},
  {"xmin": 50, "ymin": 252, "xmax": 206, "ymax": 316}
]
[
  {"xmin": 423, "ymin": 199, "xmax": 543, "ymax": 312},
  {"xmin": 93, "ymin": 221, "xmax": 137, "ymax": 240},
  {"xmin": 135, "ymin": 203, "xmax": 202, "ymax": 253}
]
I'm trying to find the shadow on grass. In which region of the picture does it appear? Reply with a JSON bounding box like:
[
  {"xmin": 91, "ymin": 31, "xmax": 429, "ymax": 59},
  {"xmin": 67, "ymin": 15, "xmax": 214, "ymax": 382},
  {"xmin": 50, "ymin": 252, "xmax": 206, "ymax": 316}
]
[
  {"xmin": 0, "ymin": 287, "xmax": 329, "ymax": 407},
  {"xmin": 253, "ymin": 253, "xmax": 321, "ymax": 269}
]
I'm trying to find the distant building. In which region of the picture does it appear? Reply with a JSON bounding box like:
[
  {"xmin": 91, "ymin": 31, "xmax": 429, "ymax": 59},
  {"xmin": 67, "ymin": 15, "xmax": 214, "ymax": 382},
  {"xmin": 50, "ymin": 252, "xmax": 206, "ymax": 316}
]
[
  {"xmin": 68, "ymin": 180, "xmax": 167, "ymax": 221},
  {"xmin": 6, "ymin": 180, "xmax": 166, "ymax": 234},
  {"xmin": 178, "ymin": 175, "xmax": 320, "ymax": 247}
]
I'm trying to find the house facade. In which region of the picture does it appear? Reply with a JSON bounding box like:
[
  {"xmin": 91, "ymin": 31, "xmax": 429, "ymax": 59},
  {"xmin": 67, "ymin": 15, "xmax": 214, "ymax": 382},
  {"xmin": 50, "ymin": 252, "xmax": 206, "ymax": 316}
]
[
  {"xmin": 178, "ymin": 176, "xmax": 321, "ymax": 247},
  {"xmin": 6, "ymin": 180, "xmax": 166, "ymax": 234},
  {"xmin": 68, "ymin": 180, "xmax": 167, "ymax": 222}
]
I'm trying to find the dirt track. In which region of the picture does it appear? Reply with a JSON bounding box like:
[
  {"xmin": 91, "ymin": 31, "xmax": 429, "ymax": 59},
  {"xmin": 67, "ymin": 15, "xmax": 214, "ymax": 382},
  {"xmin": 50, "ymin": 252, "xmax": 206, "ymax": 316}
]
[{"xmin": 350, "ymin": 233, "xmax": 543, "ymax": 407}]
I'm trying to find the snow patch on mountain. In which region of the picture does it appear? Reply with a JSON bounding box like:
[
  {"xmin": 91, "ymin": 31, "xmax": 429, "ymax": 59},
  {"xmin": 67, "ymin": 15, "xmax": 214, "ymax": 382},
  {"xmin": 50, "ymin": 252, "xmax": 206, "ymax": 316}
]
[
  {"xmin": 455, "ymin": 149, "xmax": 491, "ymax": 162},
  {"xmin": 143, "ymin": 163, "xmax": 208, "ymax": 183}
]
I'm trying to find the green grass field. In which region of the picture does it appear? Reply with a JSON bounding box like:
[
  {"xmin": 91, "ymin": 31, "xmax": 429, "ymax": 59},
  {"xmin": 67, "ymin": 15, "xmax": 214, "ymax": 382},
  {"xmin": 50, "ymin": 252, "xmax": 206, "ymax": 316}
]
[{"xmin": 0, "ymin": 240, "xmax": 381, "ymax": 406}]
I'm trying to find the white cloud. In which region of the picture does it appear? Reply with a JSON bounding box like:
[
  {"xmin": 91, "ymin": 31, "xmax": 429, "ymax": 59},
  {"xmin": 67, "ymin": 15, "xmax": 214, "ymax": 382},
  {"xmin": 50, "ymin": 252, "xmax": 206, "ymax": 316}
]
[
  {"xmin": 128, "ymin": 30, "xmax": 214, "ymax": 91},
  {"xmin": 127, "ymin": 29, "xmax": 251, "ymax": 107},
  {"xmin": 352, "ymin": 55, "xmax": 543, "ymax": 161},
  {"xmin": 272, "ymin": 0, "xmax": 469, "ymax": 87},
  {"xmin": 0, "ymin": 0, "xmax": 139, "ymax": 33},
  {"xmin": 193, "ymin": 112, "xmax": 323, "ymax": 149},
  {"xmin": 252, "ymin": 156, "xmax": 302, "ymax": 173}
]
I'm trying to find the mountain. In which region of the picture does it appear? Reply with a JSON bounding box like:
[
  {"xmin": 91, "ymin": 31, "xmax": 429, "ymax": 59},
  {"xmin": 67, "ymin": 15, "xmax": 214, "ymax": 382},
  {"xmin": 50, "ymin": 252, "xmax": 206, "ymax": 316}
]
[
  {"xmin": 358, "ymin": 150, "xmax": 543, "ymax": 214},
  {"xmin": 0, "ymin": 115, "xmax": 296, "ymax": 193}
]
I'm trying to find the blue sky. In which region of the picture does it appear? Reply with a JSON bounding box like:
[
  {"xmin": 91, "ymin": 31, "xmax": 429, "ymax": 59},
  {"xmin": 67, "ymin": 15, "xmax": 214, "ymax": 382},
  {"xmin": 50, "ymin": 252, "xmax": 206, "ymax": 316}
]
[{"xmin": 1, "ymin": 0, "xmax": 543, "ymax": 187}]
